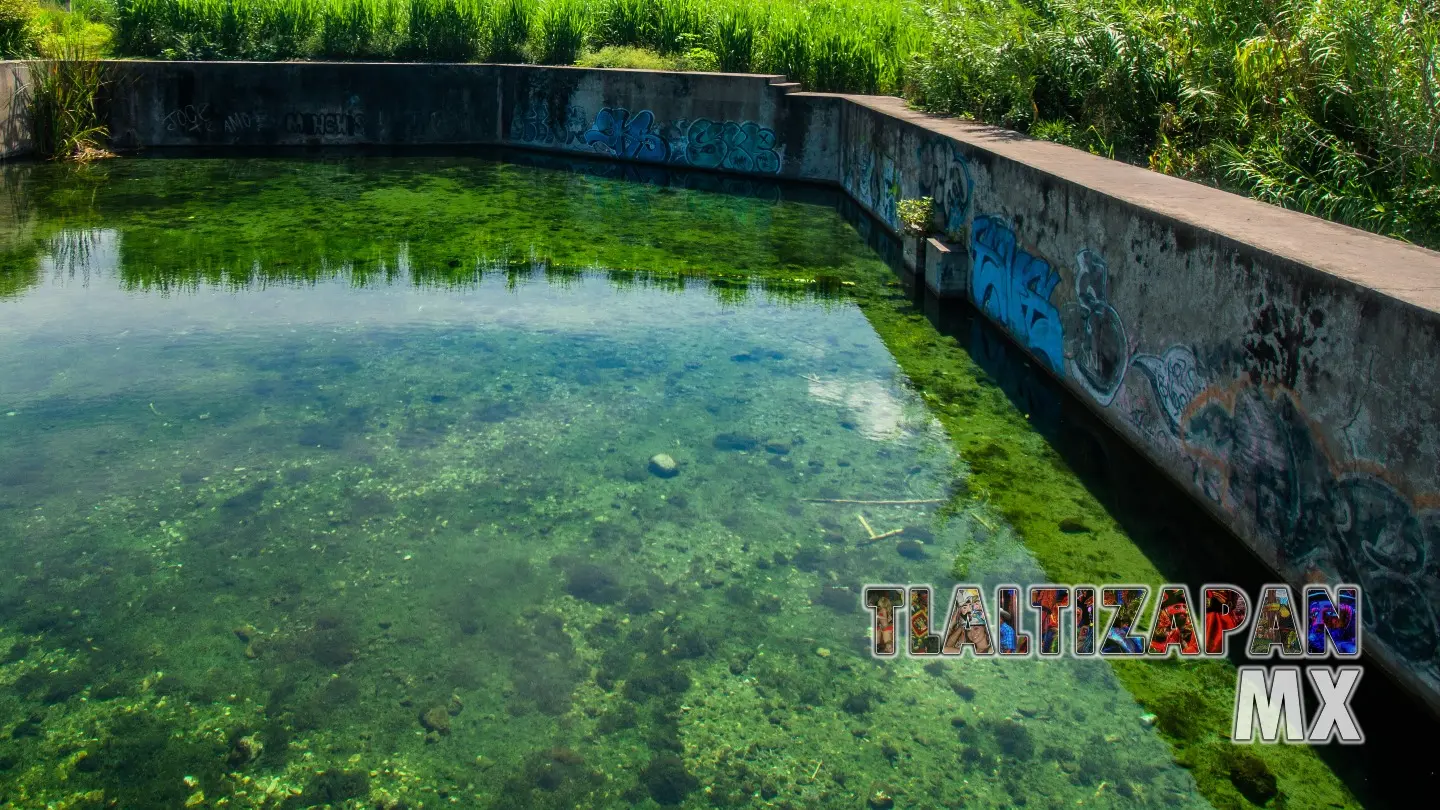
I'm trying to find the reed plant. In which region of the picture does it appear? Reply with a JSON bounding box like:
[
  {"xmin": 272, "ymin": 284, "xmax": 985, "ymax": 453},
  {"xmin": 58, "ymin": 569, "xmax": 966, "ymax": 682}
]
[
  {"xmin": 707, "ymin": 6, "xmax": 753, "ymax": 74},
  {"xmin": 534, "ymin": 0, "xmax": 583, "ymax": 65},
  {"xmin": 28, "ymin": 35, "xmax": 110, "ymax": 161},
  {"xmin": 485, "ymin": 0, "xmax": 531, "ymax": 63}
]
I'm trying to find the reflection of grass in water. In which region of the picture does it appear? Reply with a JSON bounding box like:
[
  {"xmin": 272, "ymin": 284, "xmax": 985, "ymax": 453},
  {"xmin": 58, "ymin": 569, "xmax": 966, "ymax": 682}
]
[{"xmin": 0, "ymin": 154, "xmax": 878, "ymax": 297}]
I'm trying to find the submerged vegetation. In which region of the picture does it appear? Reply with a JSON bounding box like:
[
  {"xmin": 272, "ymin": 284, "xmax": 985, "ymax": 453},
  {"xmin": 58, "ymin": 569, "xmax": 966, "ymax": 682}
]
[{"xmin": 0, "ymin": 154, "xmax": 1379, "ymax": 809}]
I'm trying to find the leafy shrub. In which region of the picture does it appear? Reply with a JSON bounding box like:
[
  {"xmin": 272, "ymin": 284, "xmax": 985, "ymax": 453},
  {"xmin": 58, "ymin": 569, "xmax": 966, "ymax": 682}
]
[
  {"xmin": 575, "ymin": 44, "xmax": 674, "ymax": 71},
  {"xmin": 0, "ymin": 0, "xmax": 38, "ymax": 57}
]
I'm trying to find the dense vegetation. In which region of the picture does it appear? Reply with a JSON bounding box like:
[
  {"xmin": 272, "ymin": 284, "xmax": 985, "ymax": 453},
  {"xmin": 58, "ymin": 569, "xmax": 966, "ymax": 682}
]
[{"xmin": 1, "ymin": 0, "xmax": 1437, "ymax": 245}]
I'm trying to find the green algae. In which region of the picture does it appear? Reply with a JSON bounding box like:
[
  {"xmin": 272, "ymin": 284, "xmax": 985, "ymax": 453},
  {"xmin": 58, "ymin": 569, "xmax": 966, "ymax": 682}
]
[
  {"xmin": 844, "ymin": 281, "xmax": 1362, "ymax": 809},
  {"xmin": 0, "ymin": 153, "xmax": 1398, "ymax": 810}
]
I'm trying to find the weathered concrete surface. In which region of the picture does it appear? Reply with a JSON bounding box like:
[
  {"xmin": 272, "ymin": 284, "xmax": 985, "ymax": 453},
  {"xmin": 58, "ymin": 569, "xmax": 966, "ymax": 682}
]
[
  {"xmin": 100, "ymin": 61, "xmax": 826, "ymax": 180},
  {"xmin": 822, "ymin": 93, "xmax": 1440, "ymax": 713},
  {"xmin": 3, "ymin": 60, "xmax": 1440, "ymax": 712},
  {"xmin": 0, "ymin": 62, "xmax": 31, "ymax": 159}
]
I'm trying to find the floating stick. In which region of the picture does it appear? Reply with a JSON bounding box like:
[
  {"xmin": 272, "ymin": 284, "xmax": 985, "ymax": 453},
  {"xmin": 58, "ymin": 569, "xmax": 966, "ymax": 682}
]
[{"xmin": 803, "ymin": 498, "xmax": 943, "ymax": 505}]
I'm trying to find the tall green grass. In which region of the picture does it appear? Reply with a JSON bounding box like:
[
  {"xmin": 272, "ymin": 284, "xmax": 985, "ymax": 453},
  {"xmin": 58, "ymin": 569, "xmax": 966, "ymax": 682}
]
[
  {"xmin": 112, "ymin": 0, "xmax": 922, "ymax": 92},
  {"xmin": 28, "ymin": 37, "xmax": 109, "ymax": 160}
]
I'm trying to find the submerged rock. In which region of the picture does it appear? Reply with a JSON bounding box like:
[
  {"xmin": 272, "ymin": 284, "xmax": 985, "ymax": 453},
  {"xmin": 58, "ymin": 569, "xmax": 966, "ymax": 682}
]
[
  {"xmin": 641, "ymin": 754, "xmax": 698, "ymax": 806},
  {"xmin": 712, "ymin": 433, "xmax": 759, "ymax": 452},
  {"xmin": 896, "ymin": 539, "xmax": 926, "ymax": 560},
  {"xmin": 648, "ymin": 454, "xmax": 679, "ymax": 478},
  {"xmin": 565, "ymin": 565, "xmax": 624, "ymax": 604},
  {"xmin": 227, "ymin": 734, "xmax": 264, "ymax": 766},
  {"xmin": 1227, "ymin": 750, "xmax": 1278, "ymax": 804},
  {"xmin": 420, "ymin": 706, "xmax": 451, "ymax": 734}
]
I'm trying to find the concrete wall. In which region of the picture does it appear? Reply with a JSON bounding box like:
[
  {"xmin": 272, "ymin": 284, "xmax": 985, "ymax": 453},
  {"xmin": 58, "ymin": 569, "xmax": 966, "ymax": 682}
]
[
  {"xmin": 102, "ymin": 61, "xmax": 838, "ymax": 181},
  {"xmin": 0, "ymin": 62, "xmax": 31, "ymax": 159},
  {"xmin": 3, "ymin": 60, "xmax": 1440, "ymax": 711},
  {"xmin": 824, "ymin": 94, "xmax": 1440, "ymax": 712}
]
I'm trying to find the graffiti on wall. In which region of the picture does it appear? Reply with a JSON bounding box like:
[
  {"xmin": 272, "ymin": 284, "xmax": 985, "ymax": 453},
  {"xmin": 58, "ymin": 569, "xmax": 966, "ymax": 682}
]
[
  {"xmin": 1047, "ymin": 238, "xmax": 1440, "ymax": 682},
  {"xmin": 684, "ymin": 119, "xmax": 780, "ymax": 174},
  {"xmin": 509, "ymin": 102, "xmax": 587, "ymax": 146},
  {"xmin": 914, "ymin": 139, "xmax": 974, "ymax": 239},
  {"xmin": 1178, "ymin": 382, "xmax": 1439, "ymax": 667},
  {"xmin": 834, "ymin": 113, "xmax": 1439, "ymax": 683},
  {"xmin": 583, "ymin": 108, "xmax": 669, "ymax": 161},
  {"xmin": 844, "ymin": 148, "xmax": 900, "ymax": 230},
  {"xmin": 284, "ymin": 111, "xmax": 365, "ymax": 138},
  {"xmin": 843, "ymin": 136, "xmax": 974, "ymax": 240},
  {"xmin": 162, "ymin": 104, "xmax": 214, "ymax": 135},
  {"xmin": 970, "ymin": 216, "xmax": 1065, "ymax": 375},
  {"xmin": 507, "ymin": 103, "xmax": 783, "ymax": 174}
]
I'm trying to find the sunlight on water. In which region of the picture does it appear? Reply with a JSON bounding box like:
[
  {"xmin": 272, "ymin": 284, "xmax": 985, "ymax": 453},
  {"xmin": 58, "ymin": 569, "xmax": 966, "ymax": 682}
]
[{"xmin": 0, "ymin": 156, "xmax": 1207, "ymax": 809}]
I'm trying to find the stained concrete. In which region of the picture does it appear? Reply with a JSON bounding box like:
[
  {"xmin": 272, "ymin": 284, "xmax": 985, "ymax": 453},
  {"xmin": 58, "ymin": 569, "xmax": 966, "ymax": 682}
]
[
  {"xmin": 3, "ymin": 59, "xmax": 1440, "ymax": 714},
  {"xmin": 0, "ymin": 62, "xmax": 31, "ymax": 159}
]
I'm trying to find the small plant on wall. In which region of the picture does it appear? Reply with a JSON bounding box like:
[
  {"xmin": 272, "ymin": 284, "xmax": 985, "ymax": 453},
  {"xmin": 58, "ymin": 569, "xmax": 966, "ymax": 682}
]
[{"xmin": 898, "ymin": 196, "xmax": 935, "ymax": 236}]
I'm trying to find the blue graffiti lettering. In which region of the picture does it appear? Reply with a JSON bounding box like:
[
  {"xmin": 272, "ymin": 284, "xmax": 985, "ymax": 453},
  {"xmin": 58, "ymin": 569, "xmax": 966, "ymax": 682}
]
[
  {"xmin": 685, "ymin": 119, "xmax": 781, "ymax": 174},
  {"xmin": 970, "ymin": 216, "xmax": 1065, "ymax": 374},
  {"xmin": 583, "ymin": 108, "xmax": 668, "ymax": 162}
]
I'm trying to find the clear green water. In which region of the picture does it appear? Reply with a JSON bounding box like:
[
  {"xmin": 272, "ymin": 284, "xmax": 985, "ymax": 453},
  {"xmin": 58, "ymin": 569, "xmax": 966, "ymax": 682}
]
[{"xmin": 0, "ymin": 155, "xmax": 1340, "ymax": 809}]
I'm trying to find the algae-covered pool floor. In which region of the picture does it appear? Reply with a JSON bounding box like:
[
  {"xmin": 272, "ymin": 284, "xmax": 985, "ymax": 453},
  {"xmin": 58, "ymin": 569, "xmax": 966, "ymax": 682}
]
[{"xmin": 0, "ymin": 155, "xmax": 1345, "ymax": 809}]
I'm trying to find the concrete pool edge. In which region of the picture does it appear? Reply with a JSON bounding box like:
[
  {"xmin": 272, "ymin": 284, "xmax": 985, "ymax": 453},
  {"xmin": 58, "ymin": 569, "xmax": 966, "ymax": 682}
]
[{"xmin": 3, "ymin": 59, "xmax": 1438, "ymax": 717}]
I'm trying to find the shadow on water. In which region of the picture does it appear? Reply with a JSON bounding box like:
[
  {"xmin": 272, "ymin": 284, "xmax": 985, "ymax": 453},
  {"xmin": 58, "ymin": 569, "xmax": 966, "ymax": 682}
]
[{"xmin": 899, "ymin": 273, "xmax": 1439, "ymax": 808}]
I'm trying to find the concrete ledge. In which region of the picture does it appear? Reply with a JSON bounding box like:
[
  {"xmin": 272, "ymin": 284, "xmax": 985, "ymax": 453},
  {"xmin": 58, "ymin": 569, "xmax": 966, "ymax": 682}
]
[{"xmin": 3, "ymin": 59, "xmax": 1440, "ymax": 713}]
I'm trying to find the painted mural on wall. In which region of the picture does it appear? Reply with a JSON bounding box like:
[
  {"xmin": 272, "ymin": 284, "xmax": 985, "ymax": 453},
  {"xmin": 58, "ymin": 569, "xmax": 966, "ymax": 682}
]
[
  {"xmin": 970, "ymin": 216, "xmax": 1065, "ymax": 375},
  {"xmin": 1052, "ymin": 245, "xmax": 1440, "ymax": 687},
  {"xmin": 509, "ymin": 103, "xmax": 784, "ymax": 175}
]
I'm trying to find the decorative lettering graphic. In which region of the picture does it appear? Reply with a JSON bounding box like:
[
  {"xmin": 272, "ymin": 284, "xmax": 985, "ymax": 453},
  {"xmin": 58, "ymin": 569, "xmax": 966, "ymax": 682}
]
[
  {"xmin": 864, "ymin": 586, "xmax": 904, "ymax": 657},
  {"xmin": 995, "ymin": 586, "xmax": 1031, "ymax": 655},
  {"xmin": 940, "ymin": 587, "xmax": 994, "ymax": 655},
  {"xmin": 1030, "ymin": 586, "xmax": 1069, "ymax": 656},
  {"xmin": 1204, "ymin": 585, "xmax": 1251, "ymax": 655},
  {"xmin": 1306, "ymin": 584, "xmax": 1360, "ymax": 656},
  {"xmin": 1147, "ymin": 586, "xmax": 1201, "ymax": 656},
  {"xmin": 1074, "ymin": 586, "xmax": 1097, "ymax": 655},
  {"xmin": 1100, "ymin": 586, "xmax": 1149, "ymax": 655},
  {"xmin": 1249, "ymin": 585, "xmax": 1305, "ymax": 657},
  {"xmin": 908, "ymin": 586, "xmax": 942, "ymax": 655},
  {"xmin": 970, "ymin": 216, "xmax": 1065, "ymax": 375}
]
